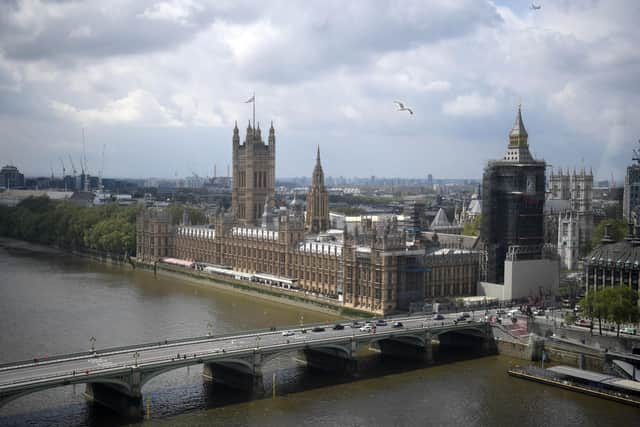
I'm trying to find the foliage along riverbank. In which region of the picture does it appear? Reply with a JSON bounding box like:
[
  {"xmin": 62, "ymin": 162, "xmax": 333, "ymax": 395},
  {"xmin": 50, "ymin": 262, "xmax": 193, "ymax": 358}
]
[
  {"xmin": 0, "ymin": 196, "xmax": 210, "ymax": 258},
  {"xmin": 0, "ymin": 196, "xmax": 140, "ymax": 256}
]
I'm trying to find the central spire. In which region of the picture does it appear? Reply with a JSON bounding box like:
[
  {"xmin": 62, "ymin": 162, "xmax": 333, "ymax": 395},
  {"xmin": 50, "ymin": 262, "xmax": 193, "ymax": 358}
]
[
  {"xmin": 503, "ymin": 104, "xmax": 534, "ymax": 163},
  {"xmin": 509, "ymin": 103, "xmax": 528, "ymax": 148}
]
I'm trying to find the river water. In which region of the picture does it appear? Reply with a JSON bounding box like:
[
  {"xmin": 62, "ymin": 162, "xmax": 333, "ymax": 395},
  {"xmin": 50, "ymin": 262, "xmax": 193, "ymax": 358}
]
[{"xmin": 0, "ymin": 240, "xmax": 637, "ymax": 426}]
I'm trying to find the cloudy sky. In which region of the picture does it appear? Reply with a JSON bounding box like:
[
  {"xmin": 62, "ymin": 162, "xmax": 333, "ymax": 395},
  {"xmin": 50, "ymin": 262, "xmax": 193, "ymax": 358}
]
[{"xmin": 0, "ymin": 0, "xmax": 638, "ymax": 181}]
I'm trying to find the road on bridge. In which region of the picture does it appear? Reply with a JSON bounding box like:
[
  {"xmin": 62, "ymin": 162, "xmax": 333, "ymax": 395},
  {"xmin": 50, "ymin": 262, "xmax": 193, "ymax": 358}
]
[{"xmin": 0, "ymin": 312, "xmax": 480, "ymax": 392}]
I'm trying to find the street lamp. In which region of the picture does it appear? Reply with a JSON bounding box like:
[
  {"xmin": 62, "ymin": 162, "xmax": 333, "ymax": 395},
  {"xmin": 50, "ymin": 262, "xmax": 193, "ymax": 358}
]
[
  {"xmin": 133, "ymin": 351, "xmax": 140, "ymax": 367},
  {"xmin": 299, "ymin": 314, "xmax": 304, "ymax": 327},
  {"xmin": 90, "ymin": 336, "xmax": 96, "ymax": 353},
  {"xmin": 255, "ymin": 335, "xmax": 261, "ymax": 349}
]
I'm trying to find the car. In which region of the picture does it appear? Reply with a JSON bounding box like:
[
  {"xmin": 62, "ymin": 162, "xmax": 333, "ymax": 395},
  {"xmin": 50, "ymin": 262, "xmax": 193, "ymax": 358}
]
[
  {"xmin": 351, "ymin": 321, "xmax": 362, "ymax": 328},
  {"xmin": 376, "ymin": 319, "xmax": 388, "ymax": 326},
  {"xmin": 432, "ymin": 313, "xmax": 444, "ymax": 320},
  {"xmin": 461, "ymin": 312, "xmax": 471, "ymax": 319},
  {"xmin": 574, "ymin": 319, "xmax": 592, "ymax": 328},
  {"xmin": 456, "ymin": 315, "xmax": 466, "ymax": 322},
  {"xmin": 496, "ymin": 309, "xmax": 506, "ymax": 316},
  {"xmin": 392, "ymin": 321, "xmax": 404, "ymax": 328},
  {"xmin": 360, "ymin": 325, "xmax": 372, "ymax": 332},
  {"xmin": 281, "ymin": 330, "xmax": 294, "ymax": 337},
  {"xmin": 311, "ymin": 326, "xmax": 325, "ymax": 332},
  {"xmin": 622, "ymin": 327, "xmax": 637, "ymax": 335},
  {"xmin": 332, "ymin": 324, "xmax": 345, "ymax": 330},
  {"xmin": 535, "ymin": 310, "xmax": 545, "ymax": 316}
]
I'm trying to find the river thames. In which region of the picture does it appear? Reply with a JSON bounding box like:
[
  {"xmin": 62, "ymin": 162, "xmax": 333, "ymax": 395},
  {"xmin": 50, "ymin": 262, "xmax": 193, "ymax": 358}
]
[{"xmin": 0, "ymin": 240, "xmax": 637, "ymax": 426}]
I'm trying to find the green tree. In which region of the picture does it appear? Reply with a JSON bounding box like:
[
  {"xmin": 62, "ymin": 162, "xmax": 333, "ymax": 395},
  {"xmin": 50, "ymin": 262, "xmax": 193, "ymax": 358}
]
[
  {"xmin": 591, "ymin": 219, "xmax": 628, "ymax": 248},
  {"xmin": 462, "ymin": 215, "xmax": 482, "ymax": 237},
  {"xmin": 606, "ymin": 286, "xmax": 640, "ymax": 336}
]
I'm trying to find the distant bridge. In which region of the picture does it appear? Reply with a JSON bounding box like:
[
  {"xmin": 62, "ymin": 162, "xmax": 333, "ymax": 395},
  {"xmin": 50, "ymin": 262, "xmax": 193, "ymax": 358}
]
[{"xmin": 0, "ymin": 315, "xmax": 495, "ymax": 417}]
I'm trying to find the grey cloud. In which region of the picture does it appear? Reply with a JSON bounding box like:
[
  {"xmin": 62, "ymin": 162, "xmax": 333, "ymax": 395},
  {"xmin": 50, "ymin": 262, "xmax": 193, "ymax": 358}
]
[
  {"xmin": 0, "ymin": 1, "xmax": 266, "ymax": 63},
  {"xmin": 239, "ymin": 1, "xmax": 502, "ymax": 83}
]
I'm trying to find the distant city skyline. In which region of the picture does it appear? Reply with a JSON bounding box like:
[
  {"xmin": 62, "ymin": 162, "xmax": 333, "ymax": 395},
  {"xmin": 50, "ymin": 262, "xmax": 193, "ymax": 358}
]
[{"xmin": 0, "ymin": 1, "xmax": 638, "ymax": 181}]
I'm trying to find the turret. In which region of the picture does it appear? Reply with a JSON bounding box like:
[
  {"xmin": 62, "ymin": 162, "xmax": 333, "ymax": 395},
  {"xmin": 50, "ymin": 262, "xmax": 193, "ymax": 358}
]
[
  {"xmin": 246, "ymin": 120, "xmax": 253, "ymax": 143},
  {"xmin": 268, "ymin": 121, "xmax": 275, "ymax": 147},
  {"xmin": 256, "ymin": 123, "xmax": 262, "ymax": 141},
  {"xmin": 233, "ymin": 121, "xmax": 239, "ymax": 146}
]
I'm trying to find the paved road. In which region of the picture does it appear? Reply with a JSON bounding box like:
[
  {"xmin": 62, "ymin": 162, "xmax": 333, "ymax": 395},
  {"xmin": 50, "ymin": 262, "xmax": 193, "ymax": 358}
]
[{"xmin": 0, "ymin": 312, "xmax": 475, "ymax": 391}]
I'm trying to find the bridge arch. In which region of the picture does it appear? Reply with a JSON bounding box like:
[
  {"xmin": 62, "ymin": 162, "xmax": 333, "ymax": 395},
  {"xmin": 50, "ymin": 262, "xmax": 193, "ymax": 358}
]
[
  {"xmin": 0, "ymin": 377, "xmax": 132, "ymax": 409},
  {"xmin": 432, "ymin": 325, "xmax": 494, "ymax": 359},
  {"xmin": 369, "ymin": 334, "xmax": 426, "ymax": 348}
]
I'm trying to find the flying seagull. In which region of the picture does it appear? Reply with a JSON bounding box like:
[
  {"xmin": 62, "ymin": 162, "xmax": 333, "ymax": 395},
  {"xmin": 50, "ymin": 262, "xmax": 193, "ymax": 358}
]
[
  {"xmin": 530, "ymin": 2, "xmax": 541, "ymax": 10},
  {"xmin": 394, "ymin": 101, "xmax": 413, "ymax": 115}
]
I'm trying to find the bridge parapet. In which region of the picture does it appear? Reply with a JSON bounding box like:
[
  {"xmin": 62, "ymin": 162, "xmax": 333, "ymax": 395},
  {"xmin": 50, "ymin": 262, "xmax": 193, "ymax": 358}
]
[{"xmin": 0, "ymin": 319, "xmax": 494, "ymax": 417}]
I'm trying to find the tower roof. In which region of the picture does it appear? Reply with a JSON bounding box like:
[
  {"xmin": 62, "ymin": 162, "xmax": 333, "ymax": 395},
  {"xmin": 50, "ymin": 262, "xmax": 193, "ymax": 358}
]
[
  {"xmin": 430, "ymin": 208, "xmax": 451, "ymax": 229},
  {"xmin": 312, "ymin": 145, "xmax": 325, "ymax": 187},
  {"xmin": 509, "ymin": 104, "xmax": 528, "ymax": 140},
  {"xmin": 503, "ymin": 104, "xmax": 534, "ymax": 163}
]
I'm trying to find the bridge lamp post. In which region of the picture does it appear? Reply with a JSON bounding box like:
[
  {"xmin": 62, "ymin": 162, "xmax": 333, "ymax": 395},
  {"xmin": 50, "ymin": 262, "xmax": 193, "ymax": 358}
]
[
  {"xmin": 299, "ymin": 314, "xmax": 304, "ymax": 327},
  {"xmin": 90, "ymin": 336, "xmax": 96, "ymax": 354},
  {"xmin": 134, "ymin": 351, "xmax": 140, "ymax": 367},
  {"xmin": 255, "ymin": 335, "xmax": 261, "ymax": 349}
]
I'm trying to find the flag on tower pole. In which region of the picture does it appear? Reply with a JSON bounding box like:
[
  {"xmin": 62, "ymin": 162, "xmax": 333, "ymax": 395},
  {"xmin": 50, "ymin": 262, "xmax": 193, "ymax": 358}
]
[{"xmin": 245, "ymin": 93, "xmax": 256, "ymax": 128}]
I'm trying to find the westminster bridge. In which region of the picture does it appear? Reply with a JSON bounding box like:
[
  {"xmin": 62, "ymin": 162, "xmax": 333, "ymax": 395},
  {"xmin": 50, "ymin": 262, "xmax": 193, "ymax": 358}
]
[{"xmin": 0, "ymin": 315, "xmax": 495, "ymax": 417}]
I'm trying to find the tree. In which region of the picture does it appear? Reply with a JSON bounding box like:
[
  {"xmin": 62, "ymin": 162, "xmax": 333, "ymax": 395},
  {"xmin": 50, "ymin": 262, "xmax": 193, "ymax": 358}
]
[
  {"xmin": 581, "ymin": 286, "xmax": 640, "ymax": 336},
  {"xmin": 606, "ymin": 286, "xmax": 640, "ymax": 336},
  {"xmin": 462, "ymin": 215, "xmax": 481, "ymax": 237},
  {"xmin": 591, "ymin": 219, "xmax": 628, "ymax": 248}
]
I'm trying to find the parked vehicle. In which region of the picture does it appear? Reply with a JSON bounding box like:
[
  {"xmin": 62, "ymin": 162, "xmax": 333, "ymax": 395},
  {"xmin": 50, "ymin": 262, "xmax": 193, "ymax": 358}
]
[{"xmin": 574, "ymin": 319, "xmax": 592, "ymax": 328}]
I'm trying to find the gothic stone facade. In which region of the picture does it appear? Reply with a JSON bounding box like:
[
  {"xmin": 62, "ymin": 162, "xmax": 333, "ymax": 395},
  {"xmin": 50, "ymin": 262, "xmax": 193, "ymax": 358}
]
[
  {"xmin": 137, "ymin": 210, "xmax": 425, "ymax": 313},
  {"xmin": 232, "ymin": 122, "xmax": 275, "ymax": 225},
  {"xmin": 136, "ymin": 122, "xmax": 482, "ymax": 314}
]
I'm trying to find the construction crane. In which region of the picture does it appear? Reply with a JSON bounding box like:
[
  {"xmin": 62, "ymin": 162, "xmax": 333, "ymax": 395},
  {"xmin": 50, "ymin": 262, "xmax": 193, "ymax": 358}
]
[
  {"xmin": 59, "ymin": 158, "xmax": 67, "ymax": 192},
  {"xmin": 67, "ymin": 154, "xmax": 78, "ymax": 191},
  {"xmin": 99, "ymin": 144, "xmax": 106, "ymax": 189}
]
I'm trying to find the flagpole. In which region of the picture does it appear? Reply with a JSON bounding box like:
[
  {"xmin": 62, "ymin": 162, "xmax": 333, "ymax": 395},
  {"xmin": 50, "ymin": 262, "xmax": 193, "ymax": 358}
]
[{"xmin": 252, "ymin": 92, "xmax": 255, "ymax": 130}]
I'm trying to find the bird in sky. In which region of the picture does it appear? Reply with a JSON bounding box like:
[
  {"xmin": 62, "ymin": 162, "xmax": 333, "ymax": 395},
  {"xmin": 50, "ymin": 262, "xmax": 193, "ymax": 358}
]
[
  {"xmin": 530, "ymin": 2, "xmax": 541, "ymax": 10},
  {"xmin": 394, "ymin": 101, "xmax": 413, "ymax": 115}
]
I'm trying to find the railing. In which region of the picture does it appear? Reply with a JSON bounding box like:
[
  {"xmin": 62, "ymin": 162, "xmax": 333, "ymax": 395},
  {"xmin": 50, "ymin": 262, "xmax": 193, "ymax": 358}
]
[{"xmin": 1, "ymin": 319, "xmax": 482, "ymax": 390}]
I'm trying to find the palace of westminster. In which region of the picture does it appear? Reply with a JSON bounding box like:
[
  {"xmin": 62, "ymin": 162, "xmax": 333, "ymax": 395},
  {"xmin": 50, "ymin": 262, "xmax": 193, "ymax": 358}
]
[{"xmin": 137, "ymin": 108, "xmax": 572, "ymax": 314}]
